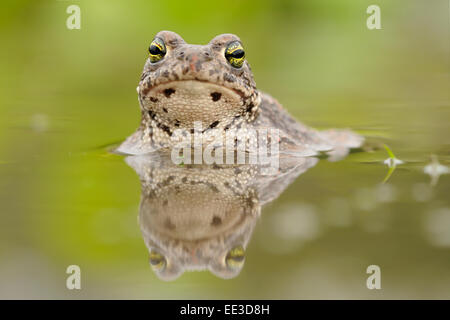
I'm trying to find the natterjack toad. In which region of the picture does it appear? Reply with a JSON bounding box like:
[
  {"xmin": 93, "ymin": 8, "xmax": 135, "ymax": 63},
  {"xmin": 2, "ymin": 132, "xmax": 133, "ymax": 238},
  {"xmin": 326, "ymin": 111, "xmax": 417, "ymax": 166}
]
[{"xmin": 116, "ymin": 31, "xmax": 363, "ymax": 158}]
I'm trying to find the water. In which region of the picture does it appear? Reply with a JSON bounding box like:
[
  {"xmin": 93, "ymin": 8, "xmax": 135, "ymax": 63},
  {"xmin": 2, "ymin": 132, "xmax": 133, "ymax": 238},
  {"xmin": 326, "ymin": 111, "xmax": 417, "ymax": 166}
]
[
  {"xmin": 1, "ymin": 108, "xmax": 448, "ymax": 299},
  {"xmin": 0, "ymin": 0, "xmax": 449, "ymax": 299}
]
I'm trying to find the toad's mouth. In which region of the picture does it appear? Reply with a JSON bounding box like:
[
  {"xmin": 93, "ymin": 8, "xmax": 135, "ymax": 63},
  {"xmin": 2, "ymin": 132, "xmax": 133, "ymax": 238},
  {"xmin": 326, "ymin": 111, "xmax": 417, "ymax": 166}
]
[
  {"xmin": 139, "ymin": 80, "xmax": 247, "ymax": 128},
  {"xmin": 140, "ymin": 79, "xmax": 246, "ymax": 100}
]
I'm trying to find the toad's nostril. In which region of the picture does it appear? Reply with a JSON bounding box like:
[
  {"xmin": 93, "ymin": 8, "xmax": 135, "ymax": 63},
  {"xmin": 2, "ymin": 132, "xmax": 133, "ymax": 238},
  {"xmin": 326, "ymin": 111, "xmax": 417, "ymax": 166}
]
[
  {"xmin": 177, "ymin": 51, "xmax": 185, "ymax": 60},
  {"xmin": 203, "ymin": 50, "xmax": 212, "ymax": 60}
]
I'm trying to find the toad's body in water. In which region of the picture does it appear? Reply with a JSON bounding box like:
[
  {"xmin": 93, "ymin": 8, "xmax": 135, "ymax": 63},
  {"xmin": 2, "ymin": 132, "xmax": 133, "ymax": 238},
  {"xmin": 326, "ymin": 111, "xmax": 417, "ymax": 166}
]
[{"xmin": 117, "ymin": 30, "xmax": 363, "ymax": 158}]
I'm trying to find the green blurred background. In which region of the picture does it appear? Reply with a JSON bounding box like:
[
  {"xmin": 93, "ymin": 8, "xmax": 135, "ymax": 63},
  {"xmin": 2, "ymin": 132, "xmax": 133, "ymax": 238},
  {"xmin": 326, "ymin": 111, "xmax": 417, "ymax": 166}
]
[{"xmin": 0, "ymin": 0, "xmax": 449, "ymax": 299}]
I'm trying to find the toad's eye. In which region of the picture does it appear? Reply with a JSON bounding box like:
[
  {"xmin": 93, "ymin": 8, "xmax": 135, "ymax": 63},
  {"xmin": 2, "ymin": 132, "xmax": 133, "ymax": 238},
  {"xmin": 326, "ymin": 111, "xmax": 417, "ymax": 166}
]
[
  {"xmin": 225, "ymin": 41, "xmax": 245, "ymax": 68},
  {"xmin": 149, "ymin": 250, "xmax": 166, "ymax": 270},
  {"xmin": 148, "ymin": 38, "xmax": 166, "ymax": 63},
  {"xmin": 225, "ymin": 245, "xmax": 245, "ymax": 269}
]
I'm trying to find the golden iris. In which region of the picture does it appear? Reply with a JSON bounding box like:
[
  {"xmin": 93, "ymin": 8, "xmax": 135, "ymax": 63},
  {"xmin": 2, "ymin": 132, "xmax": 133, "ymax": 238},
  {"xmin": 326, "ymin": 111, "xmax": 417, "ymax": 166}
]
[
  {"xmin": 148, "ymin": 38, "xmax": 166, "ymax": 63},
  {"xmin": 225, "ymin": 41, "xmax": 245, "ymax": 68},
  {"xmin": 225, "ymin": 245, "xmax": 245, "ymax": 269},
  {"xmin": 149, "ymin": 250, "xmax": 166, "ymax": 270}
]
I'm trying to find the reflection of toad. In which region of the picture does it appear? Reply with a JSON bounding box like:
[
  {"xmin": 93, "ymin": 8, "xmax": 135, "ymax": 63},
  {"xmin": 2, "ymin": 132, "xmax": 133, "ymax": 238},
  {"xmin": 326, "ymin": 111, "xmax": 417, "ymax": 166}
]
[{"xmin": 126, "ymin": 153, "xmax": 319, "ymax": 280}]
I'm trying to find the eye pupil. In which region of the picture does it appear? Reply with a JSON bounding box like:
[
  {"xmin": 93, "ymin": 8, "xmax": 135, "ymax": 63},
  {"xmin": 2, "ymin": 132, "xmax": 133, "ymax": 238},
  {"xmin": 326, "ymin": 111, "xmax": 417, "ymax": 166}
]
[
  {"xmin": 149, "ymin": 45, "xmax": 162, "ymax": 55},
  {"xmin": 230, "ymin": 49, "xmax": 244, "ymax": 59}
]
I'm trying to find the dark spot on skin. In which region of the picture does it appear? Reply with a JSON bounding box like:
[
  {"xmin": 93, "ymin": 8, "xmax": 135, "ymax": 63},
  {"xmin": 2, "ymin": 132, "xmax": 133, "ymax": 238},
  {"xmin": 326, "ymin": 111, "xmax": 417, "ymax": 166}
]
[
  {"xmin": 209, "ymin": 184, "xmax": 219, "ymax": 193},
  {"xmin": 211, "ymin": 43, "xmax": 222, "ymax": 51},
  {"xmin": 162, "ymin": 199, "xmax": 168, "ymax": 206},
  {"xmin": 162, "ymin": 107, "xmax": 168, "ymax": 113},
  {"xmin": 246, "ymin": 196, "xmax": 257, "ymax": 211},
  {"xmin": 140, "ymin": 72, "xmax": 148, "ymax": 81},
  {"xmin": 164, "ymin": 88, "xmax": 175, "ymax": 98},
  {"xmin": 190, "ymin": 128, "xmax": 195, "ymax": 134},
  {"xmin": 210, "ymin": 92, "xmax": 222, "ymax": 102},
  {"xmin": 150, "ymin": 97, "xmax": 158, "ymax": 103},
  {"xmin": 164, "ymin": 218, "xmax": 176, "ymax": 230},
  {"xmin": 141, "ymin": 86, "xmax": 150, "ymax": 96},
  {"xmin": 211, "ymin": 216, "xmax": 222, "ymax": 226},
  {"xmin": 246, "ymin": 102, "xmax": 254, "ymax": 113},
  {"xmin": 148, "ymin": 110, "xmax": 157, "ymax": 120},
  {"xmin": 212, "ymin": 163, "xmax": 220, "ymax": 169},
  {"xmin": 157, "ymin": 123, "xmax": 172, "ymax": 136},
  {"xmin": 209, "ymin": 120, "xmax": 220, "ymax": 129},
  {"xmin": 171, "ymin": 71, "xmax": 179, "ymax": 80}
]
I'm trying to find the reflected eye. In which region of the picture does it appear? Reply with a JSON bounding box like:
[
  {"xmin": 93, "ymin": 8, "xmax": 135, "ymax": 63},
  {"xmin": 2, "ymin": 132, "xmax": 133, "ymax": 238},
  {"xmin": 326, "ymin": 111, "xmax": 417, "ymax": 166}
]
[
  {"xmin": 225, "ymin": 245, "xmax": 245, "ymax": 269},
  {"xmin": 225, "ymin": 41, "xmax": 245, "ymax": 68},
  {"xmin": 148, "ymin": 38, "xmax": 166, "ymax": 63},
  {"xmin": 149, "ymin": 250, "xmax": 167, "ymax": 270}
]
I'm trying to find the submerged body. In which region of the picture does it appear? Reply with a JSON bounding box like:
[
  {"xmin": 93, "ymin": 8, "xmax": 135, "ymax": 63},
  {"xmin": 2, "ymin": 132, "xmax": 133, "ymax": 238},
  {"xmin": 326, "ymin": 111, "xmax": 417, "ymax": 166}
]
[{"xmin": 117, "ymin": 31, "xmax": 363, "ymax": 158}]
